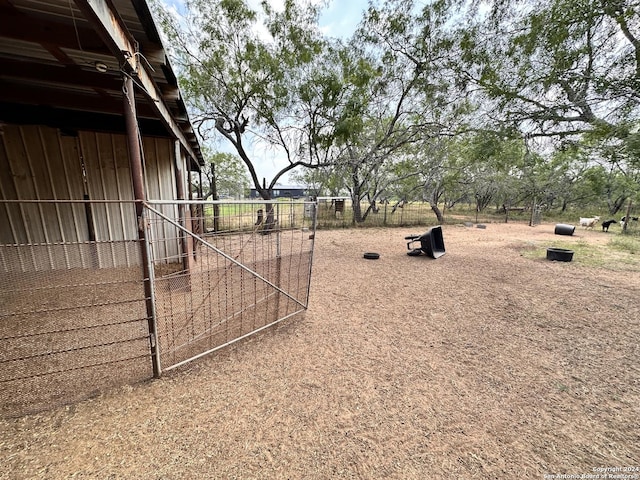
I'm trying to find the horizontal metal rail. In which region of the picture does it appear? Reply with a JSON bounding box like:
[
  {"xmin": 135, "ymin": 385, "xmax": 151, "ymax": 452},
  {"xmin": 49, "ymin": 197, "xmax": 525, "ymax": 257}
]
[
  {"xmin": 143, "ymin": 203, "xmax": 307, "ymax": 310},
  {"xmin": 163, "ymin": 308, "xmax": 306, "ymax": 372}
]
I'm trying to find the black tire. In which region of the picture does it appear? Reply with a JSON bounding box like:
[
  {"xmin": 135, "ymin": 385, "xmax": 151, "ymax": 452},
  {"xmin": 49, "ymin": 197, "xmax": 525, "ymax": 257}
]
[
  {"xmin": 407, "ymin": 249, "xmax": 422, "ymax": 256},
  {"xmin": 363, "ymin": 252, "xmax": 380, "ymax": 260}
]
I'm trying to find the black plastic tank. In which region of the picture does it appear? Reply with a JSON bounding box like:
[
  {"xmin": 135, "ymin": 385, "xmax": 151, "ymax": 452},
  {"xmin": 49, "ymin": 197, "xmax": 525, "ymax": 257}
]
[{"xmin": 554, "ymin": 224, "xmax": 575, "ymax": 236}]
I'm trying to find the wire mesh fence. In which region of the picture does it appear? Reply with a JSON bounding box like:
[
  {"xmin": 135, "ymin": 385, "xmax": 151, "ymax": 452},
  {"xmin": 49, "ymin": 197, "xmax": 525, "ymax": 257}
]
[
  {"xmin": 314, "ymin": 198, "xmax": 542, "ymax": 228},
  {"xmin": 0, "ymin": 201, "xmax": 154, "ymax": 417},
  {"xmin": 315, "ymin": 198, "xmax": 455, "ymax": 228},
  {"xmin": 0, "ymin": 199, "xmax": 316, "ymax": 417},
  {"xmin": 315, "ymin": 198, "xmax": 433, "ymax": 228}
]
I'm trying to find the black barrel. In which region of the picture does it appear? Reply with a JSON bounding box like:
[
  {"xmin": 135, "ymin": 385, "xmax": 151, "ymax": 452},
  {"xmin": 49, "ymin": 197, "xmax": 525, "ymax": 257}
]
[{"xmin": 554, "ymin": 224, "xmax": 575, "ymax": 236}]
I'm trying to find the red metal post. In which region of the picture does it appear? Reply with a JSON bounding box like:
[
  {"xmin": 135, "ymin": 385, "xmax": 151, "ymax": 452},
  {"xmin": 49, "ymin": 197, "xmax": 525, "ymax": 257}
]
[{"xmin": 123, "ymin": 74, "xmax": 161, "ymax": 378}]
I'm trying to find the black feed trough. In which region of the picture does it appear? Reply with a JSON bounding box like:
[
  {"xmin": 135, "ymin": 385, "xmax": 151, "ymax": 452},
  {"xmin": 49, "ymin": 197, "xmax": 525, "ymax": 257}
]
[
  {"xmin": 546, "ymin": 247, "xmax": 574, "ymax": 262},
  {"xmin": 405, "ymin": 226, "xmax": 446, "ymax": 259}
]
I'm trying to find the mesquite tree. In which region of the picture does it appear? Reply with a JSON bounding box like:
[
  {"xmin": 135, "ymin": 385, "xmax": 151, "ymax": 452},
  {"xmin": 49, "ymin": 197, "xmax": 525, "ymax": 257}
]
[{"xmin": 154, "ymin": 0, "xmax": 336, "ymax": 228}]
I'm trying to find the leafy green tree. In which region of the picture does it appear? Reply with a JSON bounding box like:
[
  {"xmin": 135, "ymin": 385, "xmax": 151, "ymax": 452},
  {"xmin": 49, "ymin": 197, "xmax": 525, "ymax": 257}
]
[
  {"xmin": 153, "ymin": 0, "xmax": 332, "ymax": 210},
  {"xmin": 454, "ymin": 0, "xmax": 640, "ymax": 203},
  {"xmin": 456, "ymin": 0, "xmax": 639, "ymax": 133},
  {"xmin": 580, "ymin": 164, "xmax": 639, "ymax": 215},
  {"xmin": 195, "ymin": 151, "xmax": 249, "ymax": 200},
  {"xmin": 329, "ymin": 0, "xmax": 472, "ymax": 223},
  {"xmin": 446, "ymin": 133, "xmax": 527, "ymax": 219}
]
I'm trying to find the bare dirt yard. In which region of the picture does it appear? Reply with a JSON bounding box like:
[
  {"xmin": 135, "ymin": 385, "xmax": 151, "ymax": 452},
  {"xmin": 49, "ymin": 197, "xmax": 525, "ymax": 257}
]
[{"xmin": 2, "ymin": 222, "xmax": 640, "ymax": 479}]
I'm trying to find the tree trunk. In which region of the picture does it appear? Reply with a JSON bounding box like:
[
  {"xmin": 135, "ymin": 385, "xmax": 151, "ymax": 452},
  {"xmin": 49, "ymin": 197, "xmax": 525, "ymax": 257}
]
[
  {"xmin": 430, "ymin": 202, "xmax": 444, "ymax": 224},
  {"xmin": 352, "ymin": 197, "xmax": 363, "ymax": 224},
  {"xmin": 610, "ymin": 195, "xmax": 628, "ymax": 216},
  {"xmin": 263, "ymin": 203, "xmax": 276, "ymax": 233},
  {"xmin": 350, "ymin": 168, "xmax": 364, "ymax": 224},
  {"xmin": 429, "ymin": 183, "xmax": 445, "ymax": 224},
  {"xmin": 211, "ymin": 162, "xmax": 220, "ymax": 232}
]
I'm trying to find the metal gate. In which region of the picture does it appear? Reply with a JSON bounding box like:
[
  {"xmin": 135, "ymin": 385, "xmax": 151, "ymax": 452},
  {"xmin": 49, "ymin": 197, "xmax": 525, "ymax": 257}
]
[{"xmin": 144, "ymin": 200, "xmax": 316, "ymax": 371}]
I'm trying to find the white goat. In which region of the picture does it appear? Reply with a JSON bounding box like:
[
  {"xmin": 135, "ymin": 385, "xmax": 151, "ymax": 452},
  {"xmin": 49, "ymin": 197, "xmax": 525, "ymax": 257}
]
[{"xmin": 579, "ymin": 216, "xmax": 600, "ymax": 228}]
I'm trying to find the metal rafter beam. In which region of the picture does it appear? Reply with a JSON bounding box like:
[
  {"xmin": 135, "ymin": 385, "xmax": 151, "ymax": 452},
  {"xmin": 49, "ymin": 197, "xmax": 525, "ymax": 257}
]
[
  {"xmin": 0, "ymin": 8, "xmax": 109, "ymax": 55},
  {"xmin": 0, "ymin": 101, "xmax": 169, "ymax": 137},
  {"xmin": 1, "ymin": 59, "xmax": 121, "ymax": 91},
  {"xmin": 73, "ymin": 0, "xmax": 200, "ymax": 162},
  {"xmin": 0, "ymin": 80, "xmax": 158, "ymax": 119}
]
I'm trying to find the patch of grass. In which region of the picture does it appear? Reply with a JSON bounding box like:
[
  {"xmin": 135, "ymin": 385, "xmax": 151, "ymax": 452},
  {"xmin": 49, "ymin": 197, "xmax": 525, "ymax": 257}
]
[
  {"xmin": 520, "ymin": 237, "xmax": 640, "ymax": 271},
  {"xmin": 551, "ymin": 240, "xmax": 604, "ymax": 267},
  {"xmin": 608, "ymin": 235, "xmax": 640, "ymax": 255}
]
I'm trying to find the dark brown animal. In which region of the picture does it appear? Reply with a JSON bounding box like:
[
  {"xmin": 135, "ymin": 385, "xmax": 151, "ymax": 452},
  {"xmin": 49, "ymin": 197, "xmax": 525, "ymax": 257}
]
[{"xmin": 602, "ymin": 219, "xmax": 617, "ymax": 232}]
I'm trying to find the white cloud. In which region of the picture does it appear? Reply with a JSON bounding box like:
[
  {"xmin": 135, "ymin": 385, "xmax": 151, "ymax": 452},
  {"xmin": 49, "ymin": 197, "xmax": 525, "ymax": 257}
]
[{"xmin": 319, "ymin": 0, "xmax": 367, "ymax": 38}]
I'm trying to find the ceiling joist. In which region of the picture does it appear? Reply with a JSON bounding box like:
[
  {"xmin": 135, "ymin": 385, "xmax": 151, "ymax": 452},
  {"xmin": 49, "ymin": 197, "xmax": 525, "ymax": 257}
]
[{"xmin": 72, "ymin": 0, "xmax": 199, "ymax": 161}]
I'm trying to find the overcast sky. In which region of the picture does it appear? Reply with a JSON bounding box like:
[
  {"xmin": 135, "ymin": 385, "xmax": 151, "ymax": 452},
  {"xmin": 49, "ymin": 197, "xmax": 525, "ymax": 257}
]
[{"xmin": 319, "ymin": 0, "xmax": 367, "ymax": 38}]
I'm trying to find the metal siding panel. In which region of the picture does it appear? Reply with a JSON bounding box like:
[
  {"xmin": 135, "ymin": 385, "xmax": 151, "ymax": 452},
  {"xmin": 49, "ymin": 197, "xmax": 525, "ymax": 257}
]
[
  {"xmin": 77, "ymin": 131, "xmax": 140, "ymax": 269},
  {"xmin": 150, "ymin": 139, "xmax": 168, "ymax": 260},
  {"xmin": 142, "ymin": 137, "xmax": 156, "ymax": 199},
  {"xmin": 112, "ymin": 134, "xmax": 136, "ymax": 242},
  {"xmin": 163, "ymin": 138, "xmax": 180, "ymax": 262},
  {"xmin": 178, "ymin": 146, "xmax": 189, "ymax": 202},
  {"xmin": 59, "ymin": 136, "xmax": 89, "ymax": 241},
  {"xmin": 20, "ymin": 127, "xmax": 57, "ymax": 269},
  {"xmin": 20, "ymin": 127, "xmax": 52, "ymax": 238},
  {"xmin": 3, "ymin": 126, "xmax": 39, "ymax": 246},
  {"xmin": 160, "ymin": 140, "xmax": 180, "ymax": 262},
  {"xmin": 1, "ymin": 126, "xmax": 86, "ymax": 270},
  {"xmin": 143, "ymin": 137, "xmax": 179, "ymax": 263},
  {"xmin": 110, "ymin": 135, "xmax": 130, "ymax": 266},
  {"xmin": 104, "ymin": 135, "xmax": 124, "ymax": 240},
  {"xmin": 143, "ymin": 138, "xmax": 166, "ymax": 261},
  {"xmin": 79, "ymin": 132, "xmax": 110, "ymax": 268},
  {"xmin": 58, "ymin": 135, "xmax": 92, "ymax": 268},
  {"xmin": 35, "ymin": 127, "xmax": 70, "ymax": 268},
  {"xmin": 98, "ymin": 133, "xmax": 121, "ymax": 267},
  {"xmin": 0, "ymin": 125, "xmax": 26, "ymax": 244}
]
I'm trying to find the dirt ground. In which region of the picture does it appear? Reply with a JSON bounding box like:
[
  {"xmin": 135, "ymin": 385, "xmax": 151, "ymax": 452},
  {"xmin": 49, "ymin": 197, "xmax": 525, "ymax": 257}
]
[{"xmin": 2, "ymin": 222, "xmax": 640, "ymax": 479}]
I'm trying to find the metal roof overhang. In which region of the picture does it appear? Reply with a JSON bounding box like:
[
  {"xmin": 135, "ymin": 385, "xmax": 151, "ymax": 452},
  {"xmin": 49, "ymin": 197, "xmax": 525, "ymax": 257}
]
[{"xmin": 0, "ymin": 0, "xmax": 204, "ymax": 170}]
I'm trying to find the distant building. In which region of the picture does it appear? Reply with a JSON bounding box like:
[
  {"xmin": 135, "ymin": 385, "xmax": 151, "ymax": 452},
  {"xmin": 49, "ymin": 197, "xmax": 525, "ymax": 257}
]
[{"xmin": 249, "ymin": 185, "xmax": 308, "ymax": 199}]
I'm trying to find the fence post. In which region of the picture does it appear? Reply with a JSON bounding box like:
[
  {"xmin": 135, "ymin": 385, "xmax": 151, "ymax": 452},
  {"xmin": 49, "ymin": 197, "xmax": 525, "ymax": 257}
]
[
  {"xmin": 622, "ymin": 200, "xmax": 633, "ymax": 233},
  {"xmin": 123, "ymin": 75, "xmax": 161, "ymax": 378}
]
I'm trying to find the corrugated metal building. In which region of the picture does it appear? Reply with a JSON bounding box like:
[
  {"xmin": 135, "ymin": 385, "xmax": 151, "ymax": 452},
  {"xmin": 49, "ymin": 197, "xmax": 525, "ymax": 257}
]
[
  {"xmin": 0, "ymin": 0, "xmax": 204, "ymax": 268},
  {"xmin": 0, "ymin": 0, "xmax": 208, "ymax": 415}
]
